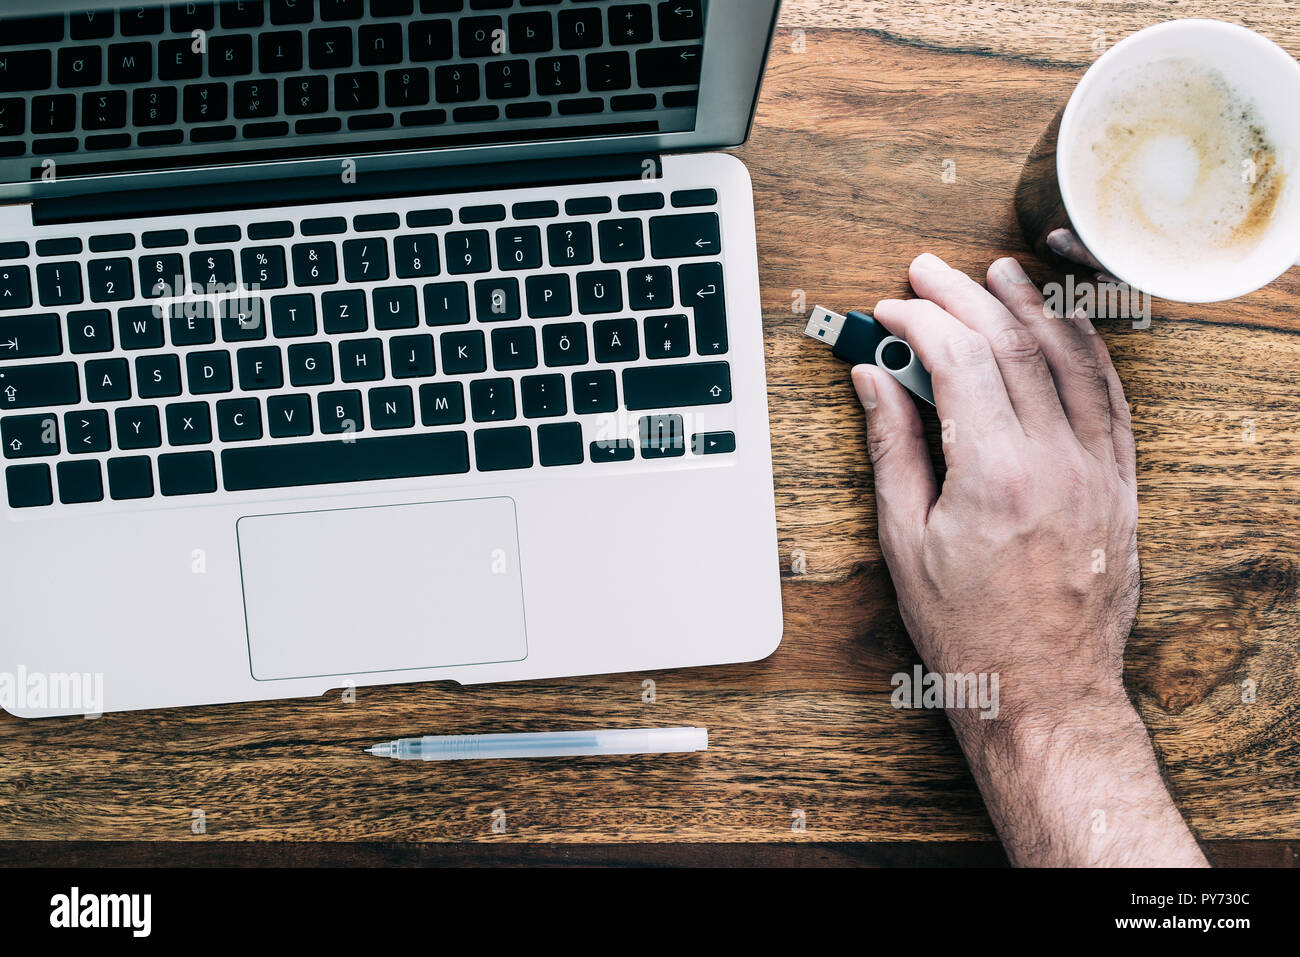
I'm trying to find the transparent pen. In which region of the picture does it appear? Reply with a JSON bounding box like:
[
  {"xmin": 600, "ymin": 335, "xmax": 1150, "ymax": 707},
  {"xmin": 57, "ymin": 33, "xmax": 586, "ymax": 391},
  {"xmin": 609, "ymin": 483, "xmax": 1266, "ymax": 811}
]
[{"xmin": 365, "ymin": 727, "xmax": 708, "ymax": 761}]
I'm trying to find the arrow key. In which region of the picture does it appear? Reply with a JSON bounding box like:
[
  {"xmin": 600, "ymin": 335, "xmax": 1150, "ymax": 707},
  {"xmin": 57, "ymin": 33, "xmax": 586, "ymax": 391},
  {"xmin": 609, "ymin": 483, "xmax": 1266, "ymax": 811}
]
[
  {"xmin": 691, "ymin": 431, "xmax": 735, "ymax": 455},
  {"xmin": 1, "ymin": 412, "xmax": 60, "ymax": 459},
  {"xmin": 64, "ymin": 409, "xmax": 110, "ymax": 454}
]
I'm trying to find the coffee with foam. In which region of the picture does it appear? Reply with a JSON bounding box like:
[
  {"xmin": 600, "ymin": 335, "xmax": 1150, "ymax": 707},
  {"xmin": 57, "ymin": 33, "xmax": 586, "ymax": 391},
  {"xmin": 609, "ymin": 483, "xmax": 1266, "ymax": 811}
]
[{"xmin": 1068, "ymin": 57, "xmax": 1286, "ymax": 278}]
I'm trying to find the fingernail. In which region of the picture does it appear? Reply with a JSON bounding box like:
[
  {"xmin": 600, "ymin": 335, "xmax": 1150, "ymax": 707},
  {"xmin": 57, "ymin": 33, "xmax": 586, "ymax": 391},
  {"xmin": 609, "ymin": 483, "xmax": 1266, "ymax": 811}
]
[
  {"xmin": 996, "ymin": 257, "xmax": 1032, "ymax": 284},
  {"xmin": 852, "ymin": 364, "xmax": 878, "ymax": 411},
  {"xmin": 1046, "ymin": 229, "xmax": 1072, "ymax": 257},
  {"xmin": 1096, "ymin": 271, "xmax": 1121, "ymax": 285},
  {"xmin": 912, "ymin": 252, "xmax": 947, "ymax": 271}
]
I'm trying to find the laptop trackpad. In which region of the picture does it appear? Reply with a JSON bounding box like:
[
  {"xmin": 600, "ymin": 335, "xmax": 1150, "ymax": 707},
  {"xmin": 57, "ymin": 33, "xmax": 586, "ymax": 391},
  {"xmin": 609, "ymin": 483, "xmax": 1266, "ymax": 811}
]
[{"xmin": 237, "ymin": 498, "xmax": 527, "ymax": 681}]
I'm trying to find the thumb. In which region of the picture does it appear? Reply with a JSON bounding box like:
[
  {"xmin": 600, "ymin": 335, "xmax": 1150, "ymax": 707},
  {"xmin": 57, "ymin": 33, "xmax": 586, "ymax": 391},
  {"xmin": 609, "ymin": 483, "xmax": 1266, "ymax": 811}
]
[{"xmin": 852, "ymin": 364, "xmax": 938, "ymax": 554}]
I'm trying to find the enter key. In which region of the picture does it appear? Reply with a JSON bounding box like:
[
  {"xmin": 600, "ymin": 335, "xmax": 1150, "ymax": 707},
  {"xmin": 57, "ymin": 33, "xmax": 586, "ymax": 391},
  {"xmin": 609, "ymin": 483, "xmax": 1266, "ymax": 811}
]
[{"xmin": 678, "ymin": 262, "xmax": 727, "ymax": 356}]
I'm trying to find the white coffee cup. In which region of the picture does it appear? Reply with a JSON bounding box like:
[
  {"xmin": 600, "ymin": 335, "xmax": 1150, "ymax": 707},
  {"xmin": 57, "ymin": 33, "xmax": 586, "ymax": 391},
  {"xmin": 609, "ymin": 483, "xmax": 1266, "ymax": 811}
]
[{"xmin": 1056, "ymin": 19, "xmax": 1300, "ymax": 303}]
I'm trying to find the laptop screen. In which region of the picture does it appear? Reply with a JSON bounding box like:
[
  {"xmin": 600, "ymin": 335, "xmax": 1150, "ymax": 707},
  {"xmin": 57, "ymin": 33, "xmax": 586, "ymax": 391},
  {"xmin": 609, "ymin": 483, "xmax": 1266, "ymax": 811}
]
[{"xmin": 0, "ymin": 1, "xmax": 779, "ymax": 200}]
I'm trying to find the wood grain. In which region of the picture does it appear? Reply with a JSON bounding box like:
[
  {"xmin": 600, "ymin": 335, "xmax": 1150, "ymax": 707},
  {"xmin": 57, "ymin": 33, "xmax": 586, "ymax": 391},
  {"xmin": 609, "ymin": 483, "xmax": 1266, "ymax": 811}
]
[{"xmin": 1, "ymin": 2, "xmax": 1299, "ymax": 852}]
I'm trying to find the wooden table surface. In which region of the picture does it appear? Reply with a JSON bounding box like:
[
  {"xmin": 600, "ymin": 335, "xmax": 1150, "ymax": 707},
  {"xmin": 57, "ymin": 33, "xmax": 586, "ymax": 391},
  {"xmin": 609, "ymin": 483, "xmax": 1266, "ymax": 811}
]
[{"xmin": 3, "ymin": 1, "xmax": 1300, "ymax": 864}]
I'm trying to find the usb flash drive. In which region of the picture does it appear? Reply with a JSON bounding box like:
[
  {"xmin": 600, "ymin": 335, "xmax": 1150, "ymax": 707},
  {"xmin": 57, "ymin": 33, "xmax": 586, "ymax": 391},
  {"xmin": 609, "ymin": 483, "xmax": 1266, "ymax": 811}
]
[{"xmin": 803, "ymin": 306, "xmax": 935, "ymax": 406}]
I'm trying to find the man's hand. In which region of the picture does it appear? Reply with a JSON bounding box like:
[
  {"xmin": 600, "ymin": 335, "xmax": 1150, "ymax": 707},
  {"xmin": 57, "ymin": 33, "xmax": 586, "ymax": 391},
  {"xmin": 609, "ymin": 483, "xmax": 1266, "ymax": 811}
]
[{"xmin": 855, "ymin": 252, "xmax": 1206, "ymax": 867}]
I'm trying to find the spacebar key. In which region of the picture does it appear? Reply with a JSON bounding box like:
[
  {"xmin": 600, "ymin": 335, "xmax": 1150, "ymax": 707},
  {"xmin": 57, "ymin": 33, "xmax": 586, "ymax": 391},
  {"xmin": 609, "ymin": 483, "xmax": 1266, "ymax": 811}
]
[
  {"xmin": 622, "ymin": 361, "xmax": 731, "ymax": 411},
  {"xmin": 222, "ymin": 432, "xmax": 470, "ymax": 492}
]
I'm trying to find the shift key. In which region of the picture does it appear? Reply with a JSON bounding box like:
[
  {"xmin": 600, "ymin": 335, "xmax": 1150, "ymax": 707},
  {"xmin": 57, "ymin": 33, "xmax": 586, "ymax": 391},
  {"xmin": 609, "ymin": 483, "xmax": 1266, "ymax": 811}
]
[
  {"xmin": 623, "ymin": 361, "xmax": 731, "ymax": 411},
  {"xmin": 0, "ymin": 362, "xmax": 80, "ymax": 409}
]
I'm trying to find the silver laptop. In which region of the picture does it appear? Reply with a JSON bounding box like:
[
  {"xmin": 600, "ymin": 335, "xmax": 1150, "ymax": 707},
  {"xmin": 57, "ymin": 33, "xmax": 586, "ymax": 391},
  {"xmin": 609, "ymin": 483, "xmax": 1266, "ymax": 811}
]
[{"xmin": 0, "ymin": 0, "xmax": 783, "ymax": 717}]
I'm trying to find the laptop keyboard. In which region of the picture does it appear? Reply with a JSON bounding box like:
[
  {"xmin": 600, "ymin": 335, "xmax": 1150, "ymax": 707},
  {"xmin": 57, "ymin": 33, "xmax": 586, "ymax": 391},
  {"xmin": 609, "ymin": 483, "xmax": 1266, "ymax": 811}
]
[
  {"xmin": 0, "ymin": 181, "xmax": 740, "ymax": 508},
  {"xmin": 0, "ymin": 1, "xmax": 705, "ymax": 165}
]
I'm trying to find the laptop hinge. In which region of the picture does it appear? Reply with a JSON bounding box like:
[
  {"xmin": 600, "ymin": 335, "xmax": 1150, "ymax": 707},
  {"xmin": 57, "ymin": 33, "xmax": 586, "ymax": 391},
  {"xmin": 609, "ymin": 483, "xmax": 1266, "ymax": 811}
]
[{"xmin": 31, "ymin": 152, "xmax": 664, "ymax": 226}]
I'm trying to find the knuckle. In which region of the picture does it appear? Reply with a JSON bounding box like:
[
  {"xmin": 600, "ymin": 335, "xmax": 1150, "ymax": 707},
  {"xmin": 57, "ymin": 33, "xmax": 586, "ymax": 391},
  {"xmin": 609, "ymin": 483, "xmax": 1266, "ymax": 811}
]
[
  {"xmin": 989, "ymin": 324, "xmax": 1044, "ymax": 364},
  {"xmin": 1063, "ymin": 341, "xmax": 1103, "ymax": 379},
  {"xmin": 942, "ymin": 330, "xmax": 993, "ymax": 368}
]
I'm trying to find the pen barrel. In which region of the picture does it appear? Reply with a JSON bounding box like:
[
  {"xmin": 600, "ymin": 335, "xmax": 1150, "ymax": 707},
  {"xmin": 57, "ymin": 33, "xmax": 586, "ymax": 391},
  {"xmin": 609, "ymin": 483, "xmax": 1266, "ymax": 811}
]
[{"xmin": 415, "ymin": 727, "xmax": 708, "ymax": 761}]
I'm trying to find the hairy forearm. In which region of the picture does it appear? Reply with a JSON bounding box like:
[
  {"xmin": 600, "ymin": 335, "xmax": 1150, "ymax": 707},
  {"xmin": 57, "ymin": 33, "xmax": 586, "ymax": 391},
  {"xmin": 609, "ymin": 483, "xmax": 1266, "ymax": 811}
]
[{"xmin": 950, "ymin": 687, "xmax": 1208, "ymax": 867}]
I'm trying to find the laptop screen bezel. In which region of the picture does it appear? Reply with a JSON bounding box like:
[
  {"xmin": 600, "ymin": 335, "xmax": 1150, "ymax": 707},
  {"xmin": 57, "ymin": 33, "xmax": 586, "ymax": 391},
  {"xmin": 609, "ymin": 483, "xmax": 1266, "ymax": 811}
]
[{"xmin": 0, "ymin": 0, "xmax": 782, "ymax": 204}]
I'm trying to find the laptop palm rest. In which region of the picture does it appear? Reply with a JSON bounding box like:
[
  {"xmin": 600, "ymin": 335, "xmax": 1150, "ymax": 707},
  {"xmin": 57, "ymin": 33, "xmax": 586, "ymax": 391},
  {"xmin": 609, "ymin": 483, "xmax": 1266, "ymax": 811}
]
[{"xmin": 236, "ymin": 498, "xmax": 528, "ymax": 681}]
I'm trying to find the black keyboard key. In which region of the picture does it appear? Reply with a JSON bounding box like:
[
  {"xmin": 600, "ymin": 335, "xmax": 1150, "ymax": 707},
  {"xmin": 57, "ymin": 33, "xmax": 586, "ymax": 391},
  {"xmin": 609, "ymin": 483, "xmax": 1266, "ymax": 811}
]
[
  {"xmin": 191, "ymin": 250, "xmax": 238, "ymax": 291},
  {"xmin": 440, "ymin": 330, "xmax": 485, "ymax": 374},
  {"xmin": 355, "ymin": 213, "xmax": 400, "ymax": 233},
  {"xmin": 56, "ymin": 460, "xmax": 102, "ymax": 503},
  {"xmin": 160, "ymin": 38, "xmax": 204, "ymax": 81},
  {"xmin": 118, "ymin": 306, "xmax": 167, "ymax": 350},
  {"xmin": 622, "ymin": 361, "xmax": 730, "ymax": 411},
  {"xmin": 598, "ymin": 219, "xmax": 644, "ymax": 264},
  {"xmin": 410, "ymin": 19, "xmax": 453, "ymax": 61},
  {"xmin": 224, "ymin": 430, "xmax": 469, "ymax": 491},
  {"xmin": 593, "ymin": 318, "xmax": 639, "ymax": 363},
  {"xmin": 115, "ymin": 406, "xmax": 163, "ymax": 450},
  {"xmin": 0, "ymin": 243, "xmax": 27, "ymax": 261},
  {"xmin": 627, "ymin": 265, "xmax": 673, "ymax": 311},
  {"xmin": 368, "ymin": 385, "xmax": 414, "ymax": 430},
  {"xmin": 639, "ymin": 412, "xmax": 685, "ymax": 459},
  {"xmin": 373, "ymin": 286, "xmax": 419, "ymax": 329},
  {"xmin": 394, "ymin": 235, "xmax": 440, "ymax": 278},
  {"xmin": 636, "ymin": 45, "xmax": 703, "ymax": 88},
  {"xmin": 6, "ymin": 463, "xmax": 52, "ymax": 508},
  {"xmin": 234, "ymin": 78, "xmax": 279, "ymax": 118},
  {"xmin": 360, "ymin": 23, "xmax": 404, "ymax": 65},
  {"xmin": 459, "ymin": 16, "xmax": 502, "ymax": 57},
  {"xmin": 490, "ymin": 326, "xmax": 536, "ymax": 372},
  {"xmin": 66, "ymin": 409, "xmax": 110, "ymax": 454},
  {"xmin": 445, "ymin": 230, "xmax": 491, "ymax": 274},
  {"xmin": 83, "ymin": 90, "xmax": 128, "ymax": 130},
  {"xmin": 183, "ymin": 83, "xmax": 229, "ymax": 123},
  {"xmin": 547, "ymin": 222, "xmax": 593, "ymax": 267},
  {"xmin": 173, "ymin": 3, "xmax": 217, "ymax": 32},
  {"xmin": 486, "ymin": 59, "xmax": 529, "ymax": 99},
  {"xmin": 423, "ymin": 282, "xmax": 470, "ymax": 325},
  {"xmin": 217, "ymin": 398, "xmax": 263, "ymax": 442},
  {"xmin": 0, "ymin": 362, "xmax": 80, "ymax": 409},
  {"xmin": 463, "ymin": 205, "xmax": 507, "ymax": 224},
  {"xmin": 164, "ymin": 401, "xmax": 212, "ymax": 445},
  {"xmin": 339, "ymin": 338, "xmax": 384, "ymax": 382},
  {"xmin": 434, "ymin": 64, "xmax": 479, "ymax": 102},
  {"xmin": 107, "ymin": 456, "xmax": 154, "ymax": 500},
  {"xmin": 292, "ymin": 242, "xmax": 338, "ymax": 285},
  {"xmin": 659, "ymin": 0, "xmax": 703, "ymax": 40},
  {"xmin": 541, "ymin": 323, "xmax": 588, "ymax": 367},
  {"xmin": 419, "ymin": 381, "xmax": 464, "ymax": 425},
  {"xmin": 85, "ymin": 358, "xmax": 131, "ymax": 402},
  {"xmin": 0, "ymin": 51, "xmax": 52, "ymax": 94},
  {"xmin": 571, "ymin": 369, "xmax": 617, "ymax": 414},
  {"xmin": 271, "ymin": 0, "xmax": 313, "ymax": 24},
  {"xmin": 536, "ymin": 55, "xmax": 579, "ymax": 95},
  {"xmin": 586, "ymin": 51, "xmax": 631, "ymax": 91},
  {"xmin": 140, "ymin": 254, "xmax": 184, "ymax": 298},
  {"xmin": 644, "ymin": 313, "xmax": 690, "ymax": 359},
  {"xmin": 474, "ymin": 278, "xmax": 520, "ymax": 322},
  {"xmin": 70, "ymin": 10, "xmax": 114, "ymax": 40},
  {"xmin": 319, "ymin": 389, "xmax": 364, "ymax": 433},
  {"xmin": 35, "ymin": 262, "xmax": 83, "ymax": 307},
  {"xmin": 650, "ymin": 212, "xmax": 720, "ymax": 259},
  {"xmin": 237, "ymin": 345, "xmax": 283, "ymax": 389},
  {"xmin": 538, "ymin": 422, "xmax": 582, "ymax": 467},
  {"xmin": 609, "ymin": 4, "xmax": 653, "ymax": 44},
  {"xmin": 3, "ymin": 15, "xmax": 64, "ymax": 46},
  {"xmin": 407, "ymin": 208, "xmax": 452, "ymax": 228},
  {"xmin": 474, "ymin": 425, "xmax": 531, "ymax": 471},
  {"xmin": 88, "ymin": 259, "xmax": 135, "ymax": 303},
  {"xmin": 137, "ymin": 354, "xmax": 183, "ymax": 398},
  {"xmin": 271, "ymin": 294, "xmax": 317, "ymax": 337},
  {"xmin": 0, "ymin": 265, "xmax": 32, "ymax": 311},
  {"xmin": 672, "ymin": 188, "xmax": 716, "ymax": 209},
  {"xmin": 523, "ymin": 274, "xmax": 571, "ymax": 320},
  {"xmin": 590, "ymin": 438, "xmax": 634, "ymax": 463},
  {"xmin": 1, "ymin": 412, "xmax": 60, "ymax": 459},
  {"xmin": 679, "ymin": 261, "xmax": 727, "ymax": 355},
  {"xmin": 470, "ymin": 377, "xmax": 515, "ymax": 422},
  {"xmin": 495, "ymin": 226, "xmax": 542, "ymax": 271},
  {"xmin": 121, "ymin": 5, "xmax": 165, "ymax": 35},
  {"xmin": 0, "ymin": 98, "xmax": 25, "ymax": 137},
  {"xmin": 211, "ymin": 34, "xmax": 255, "ymax": 76},
  {"xmin": 267, "ymin": 393, "xmax": 313, "ymax": 438},
  {"xmin": 159, "ymin": 451, "xmax": 217, "ymax": 496},
  {"xmin": 521, "ymin": 373, "xmax": 565, "ymax": 418},
  {"xmin": 322, "ymin": 290, "xmax": 367, "ymax": 333},
  {"xmin": 576, "ymin": 271, "xmax": 622, "ymax": 314},
  {"xmin": 260, "ymin": 31, "xmax": 304, "ymax": 73},
  {"xmin": 59, "ymin": 47, "xmax": 103, "ymax": 88},
  {"xmin": 343, "ymin": 238, "xmax": 390, "ymax": 283},
  {"xmin": 288, "ymin": 342, "xmax": 334, "ymax": 386},
  {"xmin": 558, "ymin": 8, "xmax": 602, "ymax": 49},
  {"xmin": 336, "ymin": 71, "xmax": 379, "ymax": 110},
  {"xmin": 389, "ymin": 334, "xmax": 435, "ymax": 378},
  {"xmin": 242, "ymin": 246, "xmax": 288, "ymax": 289},
  {"xmin": 0, "ymin": 313, "xmax": 61, "ymax": 360},
  {"xmin": 30, "ymin": 94, "xmax": 75, "ymax": 133},
  {"xmin": 170, "ymin": 309, "xmax": 217, "ymax": 347},
  {"xmin": 187, "ymin": 351, "xmax": 234, "ymax": 394}
]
